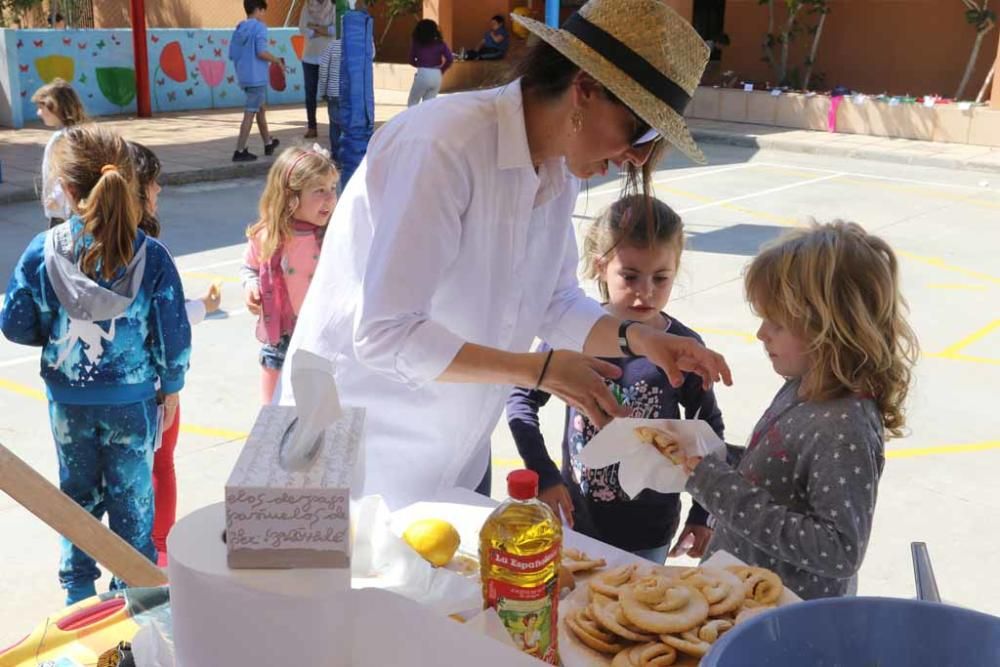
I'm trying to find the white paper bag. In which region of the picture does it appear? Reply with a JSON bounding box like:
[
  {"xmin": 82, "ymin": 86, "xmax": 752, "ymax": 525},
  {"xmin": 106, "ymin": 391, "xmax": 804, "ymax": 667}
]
[{"xmin": 578, "ymin": 418, "xmax": 726, "ymax": 498}]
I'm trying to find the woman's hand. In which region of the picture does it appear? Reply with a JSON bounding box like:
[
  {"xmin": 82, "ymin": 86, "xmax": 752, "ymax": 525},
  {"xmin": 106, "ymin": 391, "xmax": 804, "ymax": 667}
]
[
  {"xmin": 245, "ymin": 286, "xmax": 261, "ymax": 315},
  {"xmin": 538, "ymin": 483, "xmax": 574, "ymax": 527},
  {"xmin": 630, "ymin": 326, "xmax": 733, "ymax": 390},
  {"xmin": 538, "ymin": 350, "xmax": 628, "ymax": 429}
]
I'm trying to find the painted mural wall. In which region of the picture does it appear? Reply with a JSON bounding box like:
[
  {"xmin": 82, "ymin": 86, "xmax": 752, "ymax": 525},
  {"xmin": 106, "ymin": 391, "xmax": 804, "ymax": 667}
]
[{"xmin": 2, "ymin": 27, "xmax": 308, "ymax": 128}]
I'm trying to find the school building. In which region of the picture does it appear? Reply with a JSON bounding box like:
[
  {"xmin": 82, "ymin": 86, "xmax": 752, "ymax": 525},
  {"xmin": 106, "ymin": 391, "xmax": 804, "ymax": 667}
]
[{"xmin": 19, "ymin": 0, "xmax": 1000, "ymax": 105}]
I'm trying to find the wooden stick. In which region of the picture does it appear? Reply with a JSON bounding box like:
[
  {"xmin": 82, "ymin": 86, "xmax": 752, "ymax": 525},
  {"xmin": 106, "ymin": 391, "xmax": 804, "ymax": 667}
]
[
  {"xmin": 0, "ymin": 442, "xmax": 167, "ymax": 587},
  {"xmin": 976, "ymin": 63, "xmax": 996, "ymax": 103}
]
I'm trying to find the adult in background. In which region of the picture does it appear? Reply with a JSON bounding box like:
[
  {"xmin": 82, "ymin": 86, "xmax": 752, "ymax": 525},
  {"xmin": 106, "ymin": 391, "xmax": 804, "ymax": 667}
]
[
  {"xmin": 282, "ymin": 0, "xmax": 730, "ymax": 510},
  {"xmin": 407, "ymin": 19, "xmax": 453, "ymax": 107},
  {"xmin": 299, "ymin": 0, "xmax": 337, "ymax": 139},
  {"xmin": 464, "ymin": 14, "xmax": 510, "ymax": 61}
]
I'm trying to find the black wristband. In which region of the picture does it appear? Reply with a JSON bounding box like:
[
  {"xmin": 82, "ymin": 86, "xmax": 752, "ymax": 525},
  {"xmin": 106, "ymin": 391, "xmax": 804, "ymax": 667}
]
[
  {"xmin": 618, "ymin": 320, "xmax": 642, "ymax": 357},
  {"xmin": 534, "ymin": 349, "xmax": 555, "ymax": 390}
]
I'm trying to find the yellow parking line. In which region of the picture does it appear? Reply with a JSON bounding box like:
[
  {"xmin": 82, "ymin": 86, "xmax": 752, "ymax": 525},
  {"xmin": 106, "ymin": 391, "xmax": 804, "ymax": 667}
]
[
  {"xmin": 180, "ymin": 271, "xmax": 240, "ymax": 284},
  {"xmin": 926, "ymin": 283, "xmax": 988, "ymax": 291},
  {"xmin": 844, "ymin": 177, "xmax": 1000, "ymax": 211},
  {"xmin": 695, "ymin": 328, "xmax": 758, "ymax": 343},
  {"xmin": 925, "ymin": 351, "xmax": 1000, "ymax": 366},
  {"xmin": 0, "ymin": 376, "xmax": 251, "ymax": 440},
  {"xmin": 0, "ymin": 378, "xmax": 46, "ymax": 401},
  {"xmin": 935, "ymin": 320, "xmax": 1000, "ymax": 356},
  {"xmin": 886, "ymin": 441, "xmax": 1000, "ymax": 459},
  {"xmin": 180, "ymin": 424, "xmax": 248, "ymax": 441},
  {"xmin": 896, "ymin": 250, "xmax": 1000, "ymax": 285}
]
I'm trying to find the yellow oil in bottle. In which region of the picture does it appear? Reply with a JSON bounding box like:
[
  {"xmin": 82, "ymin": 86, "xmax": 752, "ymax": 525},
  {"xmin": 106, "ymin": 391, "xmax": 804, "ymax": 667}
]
[{"xmin": 480, "ymin": 469, "xmax": 562, "ymax": 664}]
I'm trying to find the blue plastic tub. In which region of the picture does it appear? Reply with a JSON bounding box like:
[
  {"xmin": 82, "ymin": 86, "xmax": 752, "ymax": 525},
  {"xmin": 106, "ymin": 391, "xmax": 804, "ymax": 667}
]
[{"xmin": 702, "ymin": 596, "xmax": 1000, "ymax": 667}]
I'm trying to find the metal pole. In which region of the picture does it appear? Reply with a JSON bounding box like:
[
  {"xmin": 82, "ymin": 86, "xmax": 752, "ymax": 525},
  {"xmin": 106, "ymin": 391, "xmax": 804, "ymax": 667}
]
[
  {"xmin": 285, "ymin": 0, "xmax": 302, "ymax": 27},
  {"xmin": 546, "ymin": 0, "xmax": 559, "ymax": 28},
  {"xmin": 130, "ymin": 0, "xmax": 152, "ymax": 117}
]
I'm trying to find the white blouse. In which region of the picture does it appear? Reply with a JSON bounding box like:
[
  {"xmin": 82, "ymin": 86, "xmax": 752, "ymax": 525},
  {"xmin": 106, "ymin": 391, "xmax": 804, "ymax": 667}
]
[{"xmin": 282, "ymin": 81, "xmax": 606, "ymax": 509}]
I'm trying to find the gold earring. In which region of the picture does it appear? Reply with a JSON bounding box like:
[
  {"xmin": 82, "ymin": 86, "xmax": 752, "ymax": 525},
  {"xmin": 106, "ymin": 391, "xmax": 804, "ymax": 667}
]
[{"xmin": 571, "ymin": 109, "xmax": 584, "ymax": 134}]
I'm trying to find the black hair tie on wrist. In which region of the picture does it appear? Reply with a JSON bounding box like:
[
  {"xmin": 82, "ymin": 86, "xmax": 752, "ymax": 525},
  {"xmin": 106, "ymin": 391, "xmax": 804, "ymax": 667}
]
[{"xmin": 534, "ymin": 349, "xmax": 555, "ymax": 390}]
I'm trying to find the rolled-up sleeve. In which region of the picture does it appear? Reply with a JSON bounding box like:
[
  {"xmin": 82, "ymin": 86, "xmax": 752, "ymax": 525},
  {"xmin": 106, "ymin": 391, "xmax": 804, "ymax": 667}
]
[
  {"xmin": 536, "ymin": 222, "xmax": 605, "ymax": 351},
  {"xmin": 352, "ymin": 139, "xmax": 471, "ymax": 387}
]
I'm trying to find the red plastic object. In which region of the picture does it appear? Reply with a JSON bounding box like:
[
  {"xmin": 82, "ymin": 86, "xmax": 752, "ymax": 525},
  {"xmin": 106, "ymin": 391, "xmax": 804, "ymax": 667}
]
[
  {"xmin": 269, "ymin": 61, "xmax": 287, "ymax": 91},
  {"xmin": 57, "ymin": 597, "xmax": 127, "ymax": 632},
  {"xmin": 507, "ymin": 469, "xmax": 539, "ymax": 500}
]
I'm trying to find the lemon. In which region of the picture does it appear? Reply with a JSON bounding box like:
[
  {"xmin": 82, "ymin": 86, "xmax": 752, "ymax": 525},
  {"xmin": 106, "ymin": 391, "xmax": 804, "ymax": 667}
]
[{"xmin": 402, "ymin": 518, "xmax": 461, "ymax": 567}]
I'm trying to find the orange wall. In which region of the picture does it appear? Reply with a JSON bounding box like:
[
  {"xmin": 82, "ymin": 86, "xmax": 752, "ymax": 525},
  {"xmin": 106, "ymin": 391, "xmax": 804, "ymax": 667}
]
[{"xmin": 721, "ymin": 0, "xmax": 998, "ymax": 98}]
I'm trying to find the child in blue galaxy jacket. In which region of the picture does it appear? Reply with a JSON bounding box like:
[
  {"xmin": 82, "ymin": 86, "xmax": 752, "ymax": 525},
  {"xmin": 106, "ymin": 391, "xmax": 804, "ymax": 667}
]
[{"xmin": 0, "ymin": 126, "xmax": 191, "ymax": 605}]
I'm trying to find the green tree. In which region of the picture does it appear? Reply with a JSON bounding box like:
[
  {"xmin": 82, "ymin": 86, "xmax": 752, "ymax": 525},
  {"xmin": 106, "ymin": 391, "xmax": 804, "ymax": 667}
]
[
  {"xmin": 758, "ymin": 0, "xmax": 831, "ymax": 89},
  {"xmin": 955, "ymin": 0, "xmax": 996, "ymax": 100},
  {"xmin": 368, "ymin": 0, "xmax": 421, "ymax": 49}
]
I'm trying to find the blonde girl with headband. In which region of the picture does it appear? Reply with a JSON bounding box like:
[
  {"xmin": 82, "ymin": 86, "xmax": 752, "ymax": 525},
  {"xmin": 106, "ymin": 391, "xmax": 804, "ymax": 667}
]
[
  {"xmin": 682, "ymin": 221, "xmax": 918, "ymax": 600},
  {"xmin": 31, "ymin": 78, "xmax": 88, "ymax": 228},
  {"xmin": 1, "ymin": 126, "xmax": 191, "ymax": 604},
  {"xmin": 240, "ymin": 145, "xmax": 339, "ymax": 403}
]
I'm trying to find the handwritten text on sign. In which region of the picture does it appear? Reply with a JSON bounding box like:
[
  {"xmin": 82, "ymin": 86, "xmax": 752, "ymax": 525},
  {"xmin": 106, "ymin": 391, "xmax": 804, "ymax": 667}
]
[{"xmin": 226, "ymin": 489, "xmax": 348, "ymax": 550}]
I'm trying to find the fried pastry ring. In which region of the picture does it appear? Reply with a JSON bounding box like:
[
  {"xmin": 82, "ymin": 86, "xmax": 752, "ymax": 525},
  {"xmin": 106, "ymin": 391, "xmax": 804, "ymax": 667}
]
[
  {"xmin": 590, "ymin": 598, "xmax": 658, "ymax": 643},
  {"xmin": 634, "ymin": 426, "xmax": 685, "ymax": 465},
  {"xmin": 611, "ymin": 641, "xmax": 679, "ymax": 667},
  {"xmin": 697, "ymin": 618, "xmax": 734, "ymax": 643},
  {"xmin": 619, "ymin": 576, "xmax": 709, "ymax": 635},
  {"xmin": 660, "ymin": 630, "xmax": 712, "ymax": 658},
  {"xmin": 589, "ymin": 563, "xmax": 639, "ymax": 599},
  {"xmin": 566, "ymin": 606, "xmax": 628, "ymax": 655},
  {"xmin": 564, "ymin": 547, "xmax": 608, "ymax": 573},
  {"xmin": 677, "ymin": 566, "xmax": 747, "ymax": 616},
  {"xmin": 726, "ymin": 565, "xmax": 783, "ymax": 606}
]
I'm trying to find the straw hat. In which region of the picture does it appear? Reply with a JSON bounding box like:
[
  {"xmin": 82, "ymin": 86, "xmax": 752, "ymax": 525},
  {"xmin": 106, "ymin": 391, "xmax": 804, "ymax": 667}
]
[{"xmin": 512, "ymin": 0, "xmax": 710, "ymax": 164}]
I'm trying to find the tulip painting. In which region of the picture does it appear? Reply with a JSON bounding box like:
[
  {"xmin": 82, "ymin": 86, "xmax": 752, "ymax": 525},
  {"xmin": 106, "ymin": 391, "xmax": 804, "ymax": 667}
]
[
  {"xmin": 198, "ymin": 59, "xmax": 226, "ymax": 108},
  {"xmin": 153, "ymin": 40, "xmax": 187, "ymax": 110},
  {"xmin": 35, "ymin": 55, "xmax": 74, "ymax": 84},
  {"xmin": 291, "ymin": 34, "xmax": 306, "ymax": 61},
  {"xmin": 96, "ymin": 67, "xmax": 136, "ymax": 111}
]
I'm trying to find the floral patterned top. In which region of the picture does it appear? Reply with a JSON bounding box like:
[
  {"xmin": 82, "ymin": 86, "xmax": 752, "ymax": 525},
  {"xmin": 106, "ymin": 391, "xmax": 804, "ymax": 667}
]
[{"xmin": 506, "ymin": 314, "xmax": 725, "ymax": 552}]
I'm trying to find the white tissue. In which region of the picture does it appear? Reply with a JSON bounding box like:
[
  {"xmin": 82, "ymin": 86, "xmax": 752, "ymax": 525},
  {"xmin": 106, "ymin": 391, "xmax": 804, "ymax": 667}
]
[
  {"xmin": 579, "ymin": 418, "xmax": 726, "ymax": 498},
  {"xmin": 280, "ymin": 349, "xmax": 343, "ymax": 471}
]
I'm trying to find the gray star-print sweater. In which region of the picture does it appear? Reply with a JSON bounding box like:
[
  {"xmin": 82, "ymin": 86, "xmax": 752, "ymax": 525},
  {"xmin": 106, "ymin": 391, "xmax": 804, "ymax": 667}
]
[{"xmin": 686, "ymin": 379, "xmax": 884, "ymax": 600}]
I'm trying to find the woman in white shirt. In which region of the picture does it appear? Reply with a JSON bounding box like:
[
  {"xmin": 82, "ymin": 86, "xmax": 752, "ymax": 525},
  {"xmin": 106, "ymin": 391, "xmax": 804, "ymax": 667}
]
[
  {"xmin": 299, "ymin": 0, "xmax": 337, "ymax": 139},
  {"xmin": 283, "ymin": 0, "xmax": 731, "ymax": 509}
]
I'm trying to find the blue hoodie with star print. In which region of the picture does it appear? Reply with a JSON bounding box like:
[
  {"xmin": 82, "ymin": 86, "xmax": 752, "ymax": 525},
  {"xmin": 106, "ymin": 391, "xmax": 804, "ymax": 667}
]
[{"xmin": 1, "ymin": 217, "xmax": 191, "ymax": 405}]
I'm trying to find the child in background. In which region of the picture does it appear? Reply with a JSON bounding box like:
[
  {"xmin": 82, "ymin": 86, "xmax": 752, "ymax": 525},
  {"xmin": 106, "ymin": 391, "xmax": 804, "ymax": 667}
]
[
  {"xmin": 683, "ymin": 221, "xmax": 918, "ymax": 599},
  {"xmin": 229, "ymin": 0, "xmax": 284, "ymax": 163},
  {"xmin": 31, "ymin": 78, "xmax": 88, "ymax": 228},
  {"xmin": 0, "ymin": 126, "xmax": 191, "ymax": 604},
  {"xmin": 317, "ymin": 34, "xmax": 343, "ymax": 162},
  {"xmin": 128, "ymin": 141, "xmax": 221, "ymax": 566},
  {"xmin": 506, "ymin": 195, "xmax": 725, "ymax": 564},
  {"xmin": 241, "ymin": 146, "xmax": 338, "ymax": 404},
  {"xmin": 407, "ymin": 19, "xmax": 453, "ymax": 107}
]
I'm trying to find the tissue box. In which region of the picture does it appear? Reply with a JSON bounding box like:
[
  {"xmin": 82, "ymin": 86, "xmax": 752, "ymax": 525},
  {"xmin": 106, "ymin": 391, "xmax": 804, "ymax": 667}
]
[{"xmin": 224, "ymin": 405, "xmax": 364, "ymax": 569}]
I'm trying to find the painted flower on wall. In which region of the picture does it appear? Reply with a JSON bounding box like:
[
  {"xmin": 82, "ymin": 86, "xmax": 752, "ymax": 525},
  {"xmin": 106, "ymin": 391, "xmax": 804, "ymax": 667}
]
[
  {"xmin": 35, "ymin": 55, "xmax": 75, "ymax": 83},
  {"xmin": 198, "ymin": 59, "xmax": 226, "ymax": 108},
  {"xmin": 291, "ymin": 34, "xmax": 306, "ymax": 61},
  {"xmin": 96, "ymin": 67, "xmax": 136, "ymax": 110},
  {"xmin": 159, "ymin": 41, "xmax": 188, "ymax": 83}
]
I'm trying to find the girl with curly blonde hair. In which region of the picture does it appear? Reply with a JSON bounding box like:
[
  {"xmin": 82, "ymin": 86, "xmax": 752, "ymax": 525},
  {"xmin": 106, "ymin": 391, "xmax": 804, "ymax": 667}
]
[{"xmin": 682, "ymin": 221, "xmax": 918, "ymax": 600}]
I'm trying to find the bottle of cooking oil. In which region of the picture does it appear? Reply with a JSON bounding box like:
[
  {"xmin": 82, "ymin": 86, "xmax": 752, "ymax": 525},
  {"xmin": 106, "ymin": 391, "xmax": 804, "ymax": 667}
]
[{"xmin": 480, "ymin": 469, "xmax": 562, "ymax": 664}]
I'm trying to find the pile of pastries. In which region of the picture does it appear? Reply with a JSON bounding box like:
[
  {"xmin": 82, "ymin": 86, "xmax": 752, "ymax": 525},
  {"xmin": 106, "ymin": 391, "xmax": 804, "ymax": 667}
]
[{"xmin": 564, "ymin": 561, "xmax": 784, "ymax": 665}]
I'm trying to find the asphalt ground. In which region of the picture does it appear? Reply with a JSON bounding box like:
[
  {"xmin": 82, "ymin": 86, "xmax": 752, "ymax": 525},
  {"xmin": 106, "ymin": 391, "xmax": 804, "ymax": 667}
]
[{"xmin": 0, "ymin": 142, "xmax": 998, "ymax": 644}]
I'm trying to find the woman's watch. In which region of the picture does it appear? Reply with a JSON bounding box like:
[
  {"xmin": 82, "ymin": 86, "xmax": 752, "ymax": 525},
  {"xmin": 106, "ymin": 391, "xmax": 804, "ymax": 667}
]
[{"xmin": 618, "ymin": 320, "xmax": 642, "ymax": 357}]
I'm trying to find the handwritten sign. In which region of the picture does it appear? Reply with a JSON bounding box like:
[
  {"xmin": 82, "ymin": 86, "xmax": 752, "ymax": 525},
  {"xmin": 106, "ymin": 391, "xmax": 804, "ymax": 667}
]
[{"xmin": 225, "ymin": 404, "xmax": 364, "ymax": 568}]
